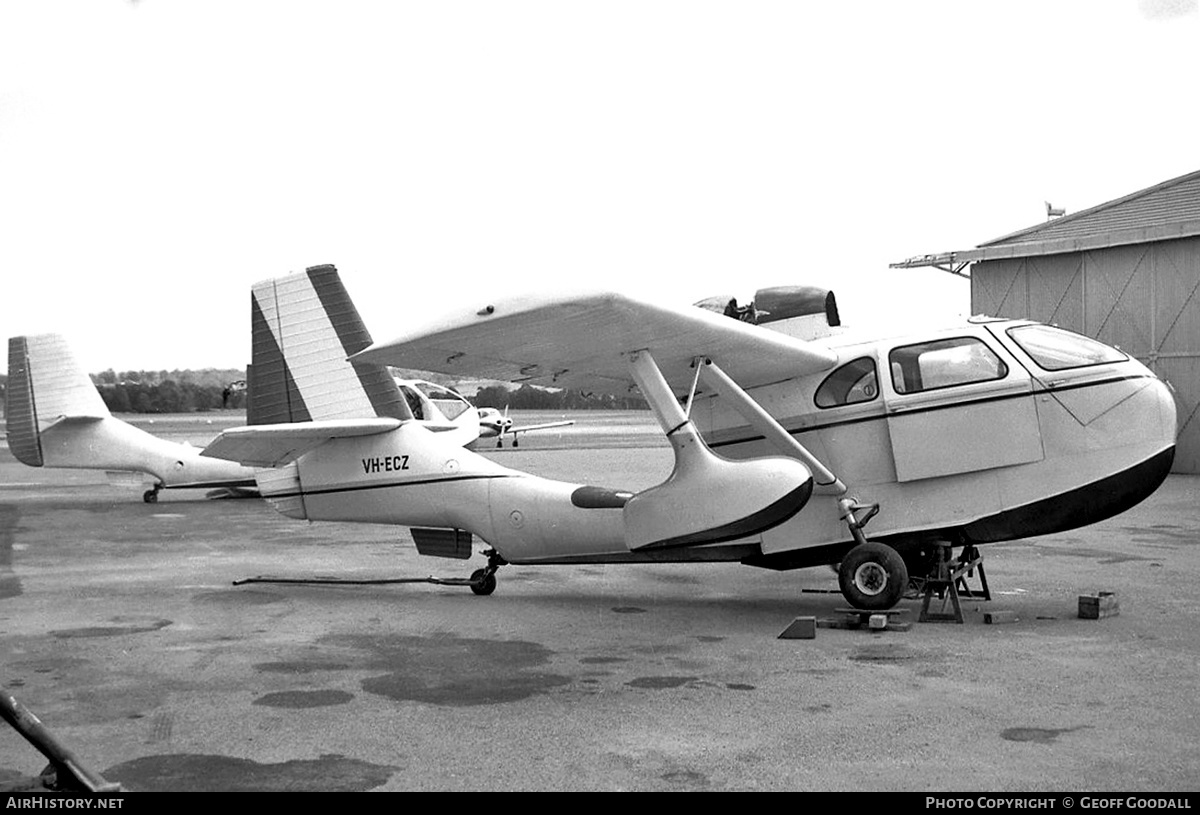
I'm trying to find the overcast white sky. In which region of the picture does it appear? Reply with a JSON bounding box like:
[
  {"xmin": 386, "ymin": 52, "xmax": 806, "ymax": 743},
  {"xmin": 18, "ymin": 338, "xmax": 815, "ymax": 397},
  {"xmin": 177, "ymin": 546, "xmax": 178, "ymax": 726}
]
[{"xmin": 2, "ymin": 0, "xmax": 1197, "ymax": 372}]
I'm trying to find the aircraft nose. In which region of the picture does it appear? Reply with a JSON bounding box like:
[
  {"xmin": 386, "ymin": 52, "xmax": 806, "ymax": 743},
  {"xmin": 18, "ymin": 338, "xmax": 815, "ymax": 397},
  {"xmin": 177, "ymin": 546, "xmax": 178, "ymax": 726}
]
[{"xmin": 1155, "ymin": 376, "xmax": 1180, "ymax": 440}]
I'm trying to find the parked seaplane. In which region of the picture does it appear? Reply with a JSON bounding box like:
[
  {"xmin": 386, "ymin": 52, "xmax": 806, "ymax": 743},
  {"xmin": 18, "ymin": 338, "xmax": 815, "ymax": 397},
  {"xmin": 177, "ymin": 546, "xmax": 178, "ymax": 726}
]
[
  {"xmin": 5, "ymin": 334, "xmax": 259, "ymax": 503},
  {"xmin": 205, "ymin": 265, "xmax": 1177, "ymax": 610}
]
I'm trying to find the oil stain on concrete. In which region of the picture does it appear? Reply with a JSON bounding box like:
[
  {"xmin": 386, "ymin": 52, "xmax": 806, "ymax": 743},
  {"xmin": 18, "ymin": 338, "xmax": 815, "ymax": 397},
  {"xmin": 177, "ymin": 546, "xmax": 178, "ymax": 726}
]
[
  {"xmin": 625, "ymin": 676, "xmax": 698, "ymax": 689},
  {"xmin": 50, "ymin": 618, "xmax": 172, "ymax": 639},
  {"xmin": 253, "ymin": 690, "xmax": 355, "ymax": 709},
  {"xmin": 329, "ymin": 633, "xmax": 572, "ymax": 707},
  {"xmin": 254, "ymin": 660, "xmax": 352, "ymax": 674},
  {"xmin": 579, "ymin": 656, "xmax": 628, "ymax": 665},
  {"xmin": 1000, "ymin": 725, "xmax": 1089, "ymax": 744},
  {"xmin": 849, "ymin": 643, "xmax": 924, "ymax": 662},
  {"xmin": 105, "ymin": 753, "xmax": 395, "ymax": 792}
]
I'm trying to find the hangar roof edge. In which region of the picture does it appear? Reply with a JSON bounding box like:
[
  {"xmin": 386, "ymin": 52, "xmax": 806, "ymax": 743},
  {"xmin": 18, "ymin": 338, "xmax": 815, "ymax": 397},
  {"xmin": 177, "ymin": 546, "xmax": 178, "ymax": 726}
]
[{"xmin": 891, "ymin": 169, "xmax": 1200, "ymax": 273}]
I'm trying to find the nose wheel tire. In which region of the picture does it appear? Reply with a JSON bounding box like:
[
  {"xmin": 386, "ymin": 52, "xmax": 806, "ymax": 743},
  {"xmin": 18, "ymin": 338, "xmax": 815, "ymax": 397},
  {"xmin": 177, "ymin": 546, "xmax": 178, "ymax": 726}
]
[{"xmin": 838, "ymin": 541, "xmax": 908, "ymax": 610}]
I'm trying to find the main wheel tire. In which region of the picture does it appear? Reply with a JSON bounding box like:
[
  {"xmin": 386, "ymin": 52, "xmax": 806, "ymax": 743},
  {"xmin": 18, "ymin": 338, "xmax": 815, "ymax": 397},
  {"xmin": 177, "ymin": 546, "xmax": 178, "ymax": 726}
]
[
  {"xmin": 470, "ymin": 569, "xmax": 497, "ymax": 596},
  {"xmin": 143, "ymin": 489, "xmax": 158, "ymax": 504},
  {"xmin": 838, "ymin": 542, "xmax": 908, "ymax": 610}
]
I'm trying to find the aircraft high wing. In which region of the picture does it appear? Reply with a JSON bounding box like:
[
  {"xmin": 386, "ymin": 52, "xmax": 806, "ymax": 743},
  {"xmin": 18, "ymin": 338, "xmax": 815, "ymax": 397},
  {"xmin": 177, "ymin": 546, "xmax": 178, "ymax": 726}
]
[{"xmin": 351, "ymin": 290, "xmax": 840, "ymax": 400}]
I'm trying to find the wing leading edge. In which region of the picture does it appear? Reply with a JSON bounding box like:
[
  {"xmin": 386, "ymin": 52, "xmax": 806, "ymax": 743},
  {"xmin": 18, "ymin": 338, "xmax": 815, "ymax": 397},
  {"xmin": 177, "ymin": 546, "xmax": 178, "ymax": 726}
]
[{"xmin": 352, "ymin": 291, "xmax": 839, "ymax": 397}]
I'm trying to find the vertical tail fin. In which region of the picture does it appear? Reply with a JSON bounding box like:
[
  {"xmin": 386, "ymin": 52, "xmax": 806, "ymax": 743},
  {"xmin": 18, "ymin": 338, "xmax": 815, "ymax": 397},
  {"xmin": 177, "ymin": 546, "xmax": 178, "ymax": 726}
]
[
  {"xmin": 248, "ymin": 264, "xmax": 411, "ymax": 424},
  {"xmin": 5, "ymin": 335, "xmax": 111, "ymax": 467}
]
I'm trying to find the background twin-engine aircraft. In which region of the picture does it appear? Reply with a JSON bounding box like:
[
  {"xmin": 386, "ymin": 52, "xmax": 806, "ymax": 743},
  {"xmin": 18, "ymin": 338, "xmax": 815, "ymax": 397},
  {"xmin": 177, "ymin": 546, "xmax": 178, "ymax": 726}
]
[{"xmin": 198, "ymin": 264, "xmax": 1176, "ymax": 610}]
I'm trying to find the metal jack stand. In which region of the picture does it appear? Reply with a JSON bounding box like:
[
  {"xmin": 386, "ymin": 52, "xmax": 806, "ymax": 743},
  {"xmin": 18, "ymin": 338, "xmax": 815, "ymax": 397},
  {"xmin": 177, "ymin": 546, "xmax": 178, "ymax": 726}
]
[{"xmin": 919, "ymin": 544, "xmax": 989, "ymax": 623}]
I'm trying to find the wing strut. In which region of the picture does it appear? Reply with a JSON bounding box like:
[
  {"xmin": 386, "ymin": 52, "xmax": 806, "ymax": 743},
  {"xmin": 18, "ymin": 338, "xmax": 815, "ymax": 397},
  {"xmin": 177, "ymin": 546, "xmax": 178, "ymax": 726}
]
[
  {"xmin": 628, "ymin": 349, "xmax": 689, "ymax": 434},
  {"xmin": 621, "ymin": 349, "xmax": 816, "ymax": 549},
  {"xmin": 697, "ymin": 359, "xmax": 847, "ymax": 495}
]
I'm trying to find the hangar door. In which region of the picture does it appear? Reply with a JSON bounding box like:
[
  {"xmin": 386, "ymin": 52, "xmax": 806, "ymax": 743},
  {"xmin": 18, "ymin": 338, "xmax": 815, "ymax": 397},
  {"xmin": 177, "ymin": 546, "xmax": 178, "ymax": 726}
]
[{"xmin": 971, "ymin": 235, "xmax": 1200, "ymax": 473}]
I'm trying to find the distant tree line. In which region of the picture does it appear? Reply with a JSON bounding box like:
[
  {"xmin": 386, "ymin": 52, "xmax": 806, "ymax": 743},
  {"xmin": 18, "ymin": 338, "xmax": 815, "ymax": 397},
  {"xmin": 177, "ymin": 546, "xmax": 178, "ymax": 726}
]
[
  {"xmin": 92, "ymin": 369, "xmax": 247, "ymax": 414},
  {"xmin": 473, "ymin": 383, "xmax": 647, "ymax": 411},
  {"xmin": 0, "ymin": 369, "xmax": 645, "ymax": 416}
]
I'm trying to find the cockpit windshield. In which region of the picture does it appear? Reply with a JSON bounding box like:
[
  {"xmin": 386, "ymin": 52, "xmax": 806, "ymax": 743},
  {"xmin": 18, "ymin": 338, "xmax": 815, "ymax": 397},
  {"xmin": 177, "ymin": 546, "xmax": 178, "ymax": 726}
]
[{"xmin": 1007, "ymin": 325, "xmax": 1128, "ymax": 371}]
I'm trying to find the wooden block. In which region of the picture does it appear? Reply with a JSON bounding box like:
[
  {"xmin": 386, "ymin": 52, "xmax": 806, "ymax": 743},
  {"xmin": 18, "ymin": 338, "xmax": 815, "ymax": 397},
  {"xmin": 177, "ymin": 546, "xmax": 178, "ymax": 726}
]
[
  {"xmin": 778, "ymin": 616, "xmax": 817, "ymax": 639},
  {"xmin": 1079, "ymin": 592, "xmax": 1119, "ymax": 619},
  {"xmin": 835, "ymin": 607, "xmax": 909, "ymax": 617},
  {"xmin": 984, "ymin": 610, "xmax": 1018, "ymax": 624},
  {"xmin": 816, "ymin": 616, "xmax": 862, "ymax": 630},
  {"xmin": 868, "ymin": 614, "xmax": 888, "ymax": 630}
]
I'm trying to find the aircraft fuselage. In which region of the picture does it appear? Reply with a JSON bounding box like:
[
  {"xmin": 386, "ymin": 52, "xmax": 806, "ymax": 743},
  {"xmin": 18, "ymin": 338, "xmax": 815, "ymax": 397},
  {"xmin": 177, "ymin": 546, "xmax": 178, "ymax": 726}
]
[{"xmin": 255, "ymin": 317, "xmax": 1175, "ymax": 577}]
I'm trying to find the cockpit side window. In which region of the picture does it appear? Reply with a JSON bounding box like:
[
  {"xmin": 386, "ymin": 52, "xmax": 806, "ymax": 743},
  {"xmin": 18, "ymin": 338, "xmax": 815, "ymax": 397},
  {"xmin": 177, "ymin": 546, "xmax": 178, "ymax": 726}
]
[
  {"xmin": 415, "ymin": 381, "xmax": 473, "ymax": 421},
  {"xmin": 399, "ymin": 385, "xmax": 425, "ymax": 420},
  {"xmin": 889, "ymin": 337, "xmax": 1007, "ymax": 394},
  {"xmin": 815, "ymin": 357, "xmax": 878, "ymax": 408},
  {"xmin": 1006, "ymin": 324, "xmax": 1128, "ymax": 371}
]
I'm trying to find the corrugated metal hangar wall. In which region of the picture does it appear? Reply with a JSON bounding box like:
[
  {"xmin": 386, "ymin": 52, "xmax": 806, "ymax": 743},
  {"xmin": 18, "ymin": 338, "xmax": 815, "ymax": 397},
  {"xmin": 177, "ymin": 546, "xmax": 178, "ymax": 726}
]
[{"xmin": 971, "ymin": 236, "xmax": 1200, "ymax": 473}]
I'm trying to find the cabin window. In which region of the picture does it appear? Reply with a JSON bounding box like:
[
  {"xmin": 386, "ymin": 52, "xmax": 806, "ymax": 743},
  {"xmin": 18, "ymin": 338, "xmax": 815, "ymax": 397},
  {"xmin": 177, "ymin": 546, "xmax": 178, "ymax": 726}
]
[
  {"xmin": 889, "ymin": 337, "xmax": 1007, "ymax": 394},
  {"xmin": 815, "ymin": 357, "xmax": 878, "ymax": 408},
  {"xmin": 1007, "ymin": 324, "xmax": 1128, "ymax": 371}
]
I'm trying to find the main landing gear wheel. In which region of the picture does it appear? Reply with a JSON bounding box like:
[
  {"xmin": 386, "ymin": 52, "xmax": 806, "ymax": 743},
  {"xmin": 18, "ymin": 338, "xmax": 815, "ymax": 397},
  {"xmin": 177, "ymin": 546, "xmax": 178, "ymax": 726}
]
[
  {"xmin": 838, "ymin": 541, "xmax": 909, "ymax": 611},
  {"xmin": 470, "ymin": 568, "xmax": 497, "ymax": 596},
  {"xmin": 143, "ymin": 487, "xmax": 161, "ymax": 504},
  {"xmin": 469, "ymin": 549, "xmax": 505, "ymax": 596}
]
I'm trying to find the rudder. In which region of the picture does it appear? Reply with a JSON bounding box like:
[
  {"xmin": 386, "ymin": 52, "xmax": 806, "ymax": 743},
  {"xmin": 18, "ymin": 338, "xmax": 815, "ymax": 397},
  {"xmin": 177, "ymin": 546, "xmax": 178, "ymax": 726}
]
[
  {"xmin": 248, "ymin": 264, "xmax": 411, "ymax": 424},
  {"xmin": 5, "ymin": 335, "xmax": 111, "ymax": 467}
]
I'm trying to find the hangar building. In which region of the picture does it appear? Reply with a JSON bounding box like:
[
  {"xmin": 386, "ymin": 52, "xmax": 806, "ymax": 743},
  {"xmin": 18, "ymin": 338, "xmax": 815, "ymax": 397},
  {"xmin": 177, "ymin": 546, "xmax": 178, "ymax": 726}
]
[{"xmin": 892, "ymin": 169, "xmax": 1200, "ymax": 473}]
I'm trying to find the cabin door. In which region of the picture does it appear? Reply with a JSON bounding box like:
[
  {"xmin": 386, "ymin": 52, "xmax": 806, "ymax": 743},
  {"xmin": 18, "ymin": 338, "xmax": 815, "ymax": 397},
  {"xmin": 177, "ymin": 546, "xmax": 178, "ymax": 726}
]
[{"xmin": 884, "ymin": 335, "xmax": 1044, "ymax": 482}]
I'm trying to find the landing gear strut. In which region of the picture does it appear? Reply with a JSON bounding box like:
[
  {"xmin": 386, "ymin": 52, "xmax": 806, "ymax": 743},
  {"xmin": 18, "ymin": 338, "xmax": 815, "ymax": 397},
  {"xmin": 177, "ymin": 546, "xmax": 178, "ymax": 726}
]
[{"xmin": 836, "ymin": 498, "xmax": 908, "ymax": 610}]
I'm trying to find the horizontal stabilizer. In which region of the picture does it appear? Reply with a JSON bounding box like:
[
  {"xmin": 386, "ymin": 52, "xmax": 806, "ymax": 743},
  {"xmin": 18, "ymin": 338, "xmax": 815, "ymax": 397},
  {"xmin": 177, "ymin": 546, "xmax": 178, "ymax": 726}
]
[
  {"xmin": 202, "ymin": 417, "xmax": 402, "ymax": 467},
  {"xmin": 42, "ymin": 415, "xmax": 105, "ymax": 430}
]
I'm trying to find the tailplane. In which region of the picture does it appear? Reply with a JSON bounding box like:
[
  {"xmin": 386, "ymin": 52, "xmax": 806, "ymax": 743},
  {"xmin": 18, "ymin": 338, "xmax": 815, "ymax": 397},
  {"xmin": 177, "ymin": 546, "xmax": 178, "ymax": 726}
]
[
  {"xmin": 5, "ymin": 335, "xmax": 111, "ymax": 467},
  {"xmin": 248, "ymin": 264, "xmax": 412, "ymax": 424}
]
